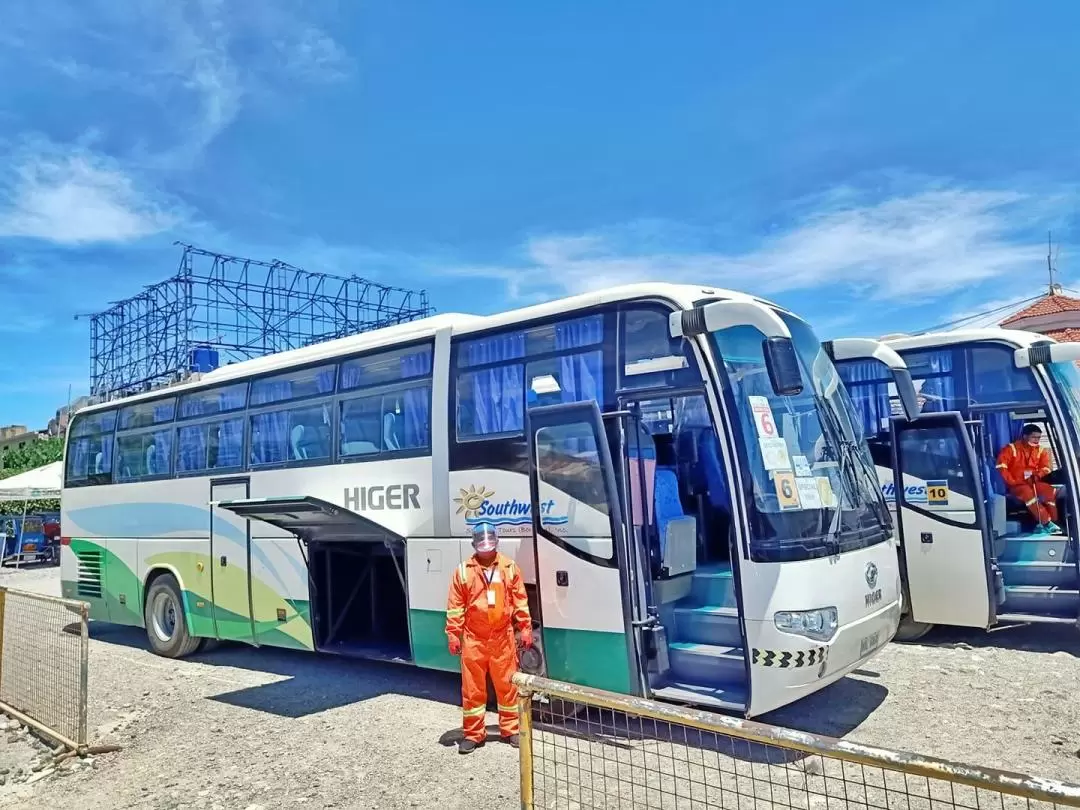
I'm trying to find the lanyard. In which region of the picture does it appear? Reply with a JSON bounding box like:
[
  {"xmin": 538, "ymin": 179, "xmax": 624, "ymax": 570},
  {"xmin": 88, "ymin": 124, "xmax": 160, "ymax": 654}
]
[{"xmin": 482, "ymin": 565, "xmax": 497, "ymax": 586}]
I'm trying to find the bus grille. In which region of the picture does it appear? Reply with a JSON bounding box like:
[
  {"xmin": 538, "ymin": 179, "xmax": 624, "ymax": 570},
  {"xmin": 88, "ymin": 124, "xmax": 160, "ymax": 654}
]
[{"xmin": 75, "ymin": 549, "xmax": 103, "ymax": 599}]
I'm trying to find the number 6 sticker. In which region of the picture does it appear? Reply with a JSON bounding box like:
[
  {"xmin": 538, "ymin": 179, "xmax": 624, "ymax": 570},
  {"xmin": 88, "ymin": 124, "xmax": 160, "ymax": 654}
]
[{"xmin": 749, "ymin": 396, "xmax": 778, "ymax": 438}]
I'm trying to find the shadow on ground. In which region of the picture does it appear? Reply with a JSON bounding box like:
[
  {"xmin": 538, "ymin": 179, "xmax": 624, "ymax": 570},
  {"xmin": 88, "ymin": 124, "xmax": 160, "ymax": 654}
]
[
  {"xmin": 907, "ymin": 622, "xmax": 1080, "ymax": 655},
  {"xmin": 87, "ymin": 623, "xmax": 462, "ymax": 718}
]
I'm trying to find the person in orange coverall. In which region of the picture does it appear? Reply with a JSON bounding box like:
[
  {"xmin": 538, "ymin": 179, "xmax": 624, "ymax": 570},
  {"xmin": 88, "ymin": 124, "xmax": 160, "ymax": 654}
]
[
  {"xmin": 445, "ymin": 521, "xmax": 533, "ymax": 754},
  {"xmin": 997, "ymin": 423, "xmax": 1061, "ymax": 534}
]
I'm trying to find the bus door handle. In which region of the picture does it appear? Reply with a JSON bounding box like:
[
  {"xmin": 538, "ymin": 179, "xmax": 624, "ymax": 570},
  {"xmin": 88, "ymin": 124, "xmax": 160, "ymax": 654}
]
[
  {"xmin": 920, "ymin": 532, "xmax": 933, "ymax": 544},
  {"xmin": 220, "ymin": 555, "xmax": 228, "ymax": 567}
]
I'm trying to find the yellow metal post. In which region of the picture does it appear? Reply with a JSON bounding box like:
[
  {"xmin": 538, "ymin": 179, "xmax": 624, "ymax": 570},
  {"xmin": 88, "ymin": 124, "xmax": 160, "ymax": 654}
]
[{"xmin": 517, "ymin": 691, "xmax": 534, "ymax": 810}]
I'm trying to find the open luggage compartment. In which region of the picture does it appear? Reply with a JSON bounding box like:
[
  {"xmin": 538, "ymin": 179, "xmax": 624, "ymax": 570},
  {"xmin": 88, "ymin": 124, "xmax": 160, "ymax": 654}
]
[{"xmin": 217, "ymin": 495, "xmax": 412, "ymax": 663}]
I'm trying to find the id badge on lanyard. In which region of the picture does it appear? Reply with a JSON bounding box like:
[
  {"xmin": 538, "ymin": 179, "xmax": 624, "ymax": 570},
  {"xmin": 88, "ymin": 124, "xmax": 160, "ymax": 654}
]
[{"xmin": 484, "ymin": 567, "xmax": 501, "ymax": 607}]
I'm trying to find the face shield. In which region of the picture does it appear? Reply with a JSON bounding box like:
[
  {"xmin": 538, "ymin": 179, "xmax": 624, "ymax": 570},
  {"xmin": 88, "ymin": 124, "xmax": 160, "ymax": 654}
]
[{"xmin": 471, "ymin": 521, "xmax": 499, "ymax": 554}]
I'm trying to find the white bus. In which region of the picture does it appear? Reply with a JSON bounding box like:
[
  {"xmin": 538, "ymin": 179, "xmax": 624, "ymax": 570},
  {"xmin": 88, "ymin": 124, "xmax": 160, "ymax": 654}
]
[
  {"xmin": 61, "ymin": 283, "xmax": 902, "ymax": 717},
  {"xmin": 832, "ymin": 328, "xmax": 1080, "ymax": 640}
]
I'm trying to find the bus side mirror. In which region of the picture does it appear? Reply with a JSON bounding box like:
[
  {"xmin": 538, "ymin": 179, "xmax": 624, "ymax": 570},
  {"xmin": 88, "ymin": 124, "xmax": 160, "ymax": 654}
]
[{"xmin": 763, "ymin": 337, "xmax": 803, "ymax": 396}]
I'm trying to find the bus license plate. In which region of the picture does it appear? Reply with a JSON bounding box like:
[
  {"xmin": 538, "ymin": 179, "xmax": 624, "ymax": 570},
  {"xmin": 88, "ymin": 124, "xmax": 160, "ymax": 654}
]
[
  {"xmin": 22, "ymin": 544, "xmax": 37, "ymax": 552},
  {"xmin": 859, "ymin": 630, "xmax": 882, "ymax": 657}
]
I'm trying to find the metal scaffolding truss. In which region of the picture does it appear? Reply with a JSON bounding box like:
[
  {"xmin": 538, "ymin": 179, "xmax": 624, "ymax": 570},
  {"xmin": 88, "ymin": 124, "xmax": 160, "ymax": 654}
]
[{"xmin": 85, "ymin": 243, "xmax": 434, "ymax": 400}]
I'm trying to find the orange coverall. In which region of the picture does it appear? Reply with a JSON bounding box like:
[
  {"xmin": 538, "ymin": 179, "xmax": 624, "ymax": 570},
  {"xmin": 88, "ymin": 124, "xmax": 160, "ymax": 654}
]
[
  {"xmin": 997, "ymin": 439, "xmax": 1057, "ymax": 524},
  {"xmin": 445, "ymin": 553, "xmax": 531, "ymax": 743}
]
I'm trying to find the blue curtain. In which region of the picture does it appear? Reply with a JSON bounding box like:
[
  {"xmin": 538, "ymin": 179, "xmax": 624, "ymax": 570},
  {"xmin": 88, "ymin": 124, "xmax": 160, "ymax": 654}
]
[
  {"xmin": 250, "ymin": 373, "xmax": 333, "ymax": 465},
  {"xmin": 555, "ymin": 317, "xmax": 604, "ymax": 406},
  {"xmin": 464, "ymin": 333, "xmax": 526, "ymax": 435},
  {"xmin": 401, "ymin": 353, "xmax": 431, "ymax": 448},
  {"xmin": 907, "ymin": 350, "xmax": 955, "ymax": 413},
  {"xmin": 178, "ymin": 386, "xmax": 248, "ymax": 471},
  {"xmin": 836, "ymin": 360, "xmax": 893, "ymax": 437}
]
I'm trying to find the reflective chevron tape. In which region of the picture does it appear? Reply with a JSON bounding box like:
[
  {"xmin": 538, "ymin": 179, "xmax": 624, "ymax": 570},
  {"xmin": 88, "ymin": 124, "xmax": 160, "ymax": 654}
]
[{"xmin": 751, "ymin": 646, "xmax": 828, "ymax": 668}]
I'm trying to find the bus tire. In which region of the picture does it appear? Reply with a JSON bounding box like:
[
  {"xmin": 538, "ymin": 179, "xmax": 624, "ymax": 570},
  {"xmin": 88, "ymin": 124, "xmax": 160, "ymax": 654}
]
[
  {"xmin": 144, "ymin": 574, "xmax": 202, "ymax": 658},
  {"xmin": 894, "ymin": 612, "xmax": 934, "ymax": 642}
]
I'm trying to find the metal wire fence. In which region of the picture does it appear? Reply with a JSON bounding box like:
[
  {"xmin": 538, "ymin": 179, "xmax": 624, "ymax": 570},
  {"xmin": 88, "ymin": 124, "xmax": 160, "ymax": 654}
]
[
  {"xmin": 0, "ymin": 587, "xmax": 89, "ymax": 750},
  {"xmin": 513, "ymin": 673, "xmax": 1080, "ymax": 810}
]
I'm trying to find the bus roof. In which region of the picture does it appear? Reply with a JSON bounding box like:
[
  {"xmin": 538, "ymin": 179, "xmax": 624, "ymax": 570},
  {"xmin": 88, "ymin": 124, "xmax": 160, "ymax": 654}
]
[
  {"xmin": 881, "ymin": 327, "xmax": 1055, "ymax": 353},
  {"xmin": 73, "ymin": 282, "xmax": 786, "ymax": 416}
]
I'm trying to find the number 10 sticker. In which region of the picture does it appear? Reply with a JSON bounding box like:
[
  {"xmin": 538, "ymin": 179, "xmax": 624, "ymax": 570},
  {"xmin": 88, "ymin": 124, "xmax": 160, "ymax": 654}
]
[
  {"xmin": 748, "ymin": 395, "xmax": 777, "ymax": 438},
  {"xmin": 926, "ymin": 480, "xmax": 950, "ymax": 506}
]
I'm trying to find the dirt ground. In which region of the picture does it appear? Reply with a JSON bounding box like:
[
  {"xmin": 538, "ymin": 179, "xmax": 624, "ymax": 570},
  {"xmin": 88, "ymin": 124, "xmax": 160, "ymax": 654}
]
[{"xmin": 1, "ymin": 564, "xmax": 1079, "ymax": 809}]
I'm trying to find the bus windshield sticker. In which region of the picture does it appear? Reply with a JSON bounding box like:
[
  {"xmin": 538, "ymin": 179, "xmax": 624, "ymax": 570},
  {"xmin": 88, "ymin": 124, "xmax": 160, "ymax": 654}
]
[
  {"xmin": 759, "ymin": 437, "xmax": 791, "ymax": 471},
  {"xmin": 748, "ymin": 395, "xmax": 778, "ymax": 439},
  {"xmin": 926, "ymin": 480, "xmax": 950, "ymax": 507},
  {"xmin": 795, "ymin": 477, "xmax": 823, "ymax": 510},
  {"xmin": 792, "ymin": 455, "xmax": 812, "ymax": 477},
  {"xmin": 773, "ymin": 471, "xmax": 801, "ymax": 510},
  {"xmin": 816, "ymin": 476, "xmax": 837, "ymax": 508}
]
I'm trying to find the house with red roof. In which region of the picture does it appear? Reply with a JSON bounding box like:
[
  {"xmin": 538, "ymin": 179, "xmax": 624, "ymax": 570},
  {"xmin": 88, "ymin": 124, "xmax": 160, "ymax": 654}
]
[{"xmin": 1000, "ymin": 286, "xmax": 1080, "ymax": 343}]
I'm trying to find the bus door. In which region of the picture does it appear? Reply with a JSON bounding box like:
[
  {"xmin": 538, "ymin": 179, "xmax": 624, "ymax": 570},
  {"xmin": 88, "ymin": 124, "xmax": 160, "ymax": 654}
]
[
  {"xmin": 209, "ymin": 478, "xmax": 255, "ymax": 644},
  {"xmin": 525, "ymin": 401, "xmax": 647, "ymax": 696},
  {"xmin": 890, "ymin": 413, "xmax": 996, "ymax": 627}
]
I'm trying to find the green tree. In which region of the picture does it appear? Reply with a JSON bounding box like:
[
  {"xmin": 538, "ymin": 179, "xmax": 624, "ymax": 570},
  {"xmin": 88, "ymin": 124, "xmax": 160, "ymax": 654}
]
[{"xmin": 0, "ymin": 436, "xmax": 63, "ymax": 515}]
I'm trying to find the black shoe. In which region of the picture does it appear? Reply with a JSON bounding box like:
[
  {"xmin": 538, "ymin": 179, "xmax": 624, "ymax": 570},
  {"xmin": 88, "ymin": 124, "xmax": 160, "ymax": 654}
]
[
  {"xmin": 502, "ymin": 734, "xmax": 519, "ymax": 748},
  {"xmin": 459, "ymin": 739, "xmax": 484, "ymax": 754}
]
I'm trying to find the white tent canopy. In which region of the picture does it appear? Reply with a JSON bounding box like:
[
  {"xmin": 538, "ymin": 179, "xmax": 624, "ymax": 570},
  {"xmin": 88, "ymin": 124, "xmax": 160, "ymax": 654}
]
[{"xmin": 0, "ymin": 461, "xmax": 62, "ymax": 501}]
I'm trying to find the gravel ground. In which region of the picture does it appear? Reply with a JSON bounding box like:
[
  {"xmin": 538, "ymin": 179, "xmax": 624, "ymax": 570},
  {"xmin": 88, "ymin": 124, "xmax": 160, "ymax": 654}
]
[{"xmin": 0, "ymin": 565, "xmax": 1078, "ymax": 809}]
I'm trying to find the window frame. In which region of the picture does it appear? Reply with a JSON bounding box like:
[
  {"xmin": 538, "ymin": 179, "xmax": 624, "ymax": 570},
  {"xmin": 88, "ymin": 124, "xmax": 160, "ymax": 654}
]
[
  {"xmin": 62, "ymin": 337, "xmax": 437, "ymax": 487},
  {"xmin": 450, "ymin": 307, "xmax": 615, "ymax": 446},
  {"xmin": 117, "ymin": 397, "xmax": 177, "ymax": 431},
  {"xmin": 337, "ymin": 378, "xmax": 434, "ymax": 465},
  {"xmin": 112, "ymin": 423, "xmax": 177, "ymax": 483},
  {"xmin": 248, "ymin": 362, "xmax": 339, "ymax": 408},
  {"xmin": 64, "ymin": 409, "xmax": 118, "ymax": 488}
]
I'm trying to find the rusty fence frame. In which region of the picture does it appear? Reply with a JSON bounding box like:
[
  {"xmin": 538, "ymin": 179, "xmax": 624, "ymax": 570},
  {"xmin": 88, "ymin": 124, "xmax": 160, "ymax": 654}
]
[
  {"xmin": 513, "ymin": 672, "xmax": 1080, "ymax": 810},
  {"xmin": 0, "ymin": 586, "xmax": 90, "ymax": 753}
]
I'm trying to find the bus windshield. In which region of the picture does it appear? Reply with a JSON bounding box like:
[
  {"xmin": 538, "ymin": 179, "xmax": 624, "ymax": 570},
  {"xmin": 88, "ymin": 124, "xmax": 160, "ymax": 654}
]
[{"xmin": 710, "ymin": 312, "xmax": 890, "ymax": 562}]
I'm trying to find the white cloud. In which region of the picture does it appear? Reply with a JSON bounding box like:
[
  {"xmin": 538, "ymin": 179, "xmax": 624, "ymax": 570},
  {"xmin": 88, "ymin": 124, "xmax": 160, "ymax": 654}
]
[
  {"xmin": 450, "ymin": 186, "xmax": 1072, "ymax": 305},
  {"xmin": 0, "ymin": 144, "xmax": 181, "ymax": 244},
  {"xmin": 0, "ymin": 1, "xmax": 353, "ymax": 168}
]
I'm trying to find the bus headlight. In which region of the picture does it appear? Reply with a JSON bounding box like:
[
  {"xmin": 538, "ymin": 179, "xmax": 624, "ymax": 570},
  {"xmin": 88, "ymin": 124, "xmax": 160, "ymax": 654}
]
[{"xmin": 774, "ymin": 607, "xmax": 838, "ymax": 642}]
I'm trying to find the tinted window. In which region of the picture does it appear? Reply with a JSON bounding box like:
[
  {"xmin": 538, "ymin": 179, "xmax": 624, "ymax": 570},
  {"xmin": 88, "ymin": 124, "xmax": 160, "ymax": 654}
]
[
  {"xmin": 526, "ymin": 351, "xmax": 604, "ymax": 408},
  {"xmin": 179, "ymin": 383, "xmax": 248, "ymax": 418},
  {"xmin": 340, "ymin": 386, "xmax": 432, "ymax": 458},
  {"xmin": 896, "ymin": 424, "xmax": 977, "ymax": 525},
  {"xmin": 620, "ymin": 307, "xmax": 696, "ymax": 390},
  {"xmin": 968, "ymin": 346, "xmax": 1043, "ymax": 406},
  {"xmin": 535, "ymin": 420, "xmax": 613, "ymax": 550},
  {"xmin": 115, "ymin": 429, "xmax": 173, "ymax": 481},
  {"xmin": 250, "ymin": 404, "xmax": 332, "ymax": 465},
  {"xmin": 176, "ymin": 418, "xmax": 245, "ymax": 473},
  {"xmin": 340, "ymin": 344, "xmax": 433, "ymax": 390},
  {"xmin": 250, "ymin": 364, "xmax": 336, "ymax": 406},
  {"xmin": 65, "ymin": 411, "xmax": 116, "ymax": 486},
  {"xmin": 118, "ymin": 399, "xmax": 176, "ymax": 430}
]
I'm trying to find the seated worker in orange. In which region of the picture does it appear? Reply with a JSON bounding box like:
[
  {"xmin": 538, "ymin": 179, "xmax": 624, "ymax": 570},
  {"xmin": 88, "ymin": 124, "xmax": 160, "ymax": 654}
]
[
  {"xmin": 445, "ymin": 521, "xmax": 533, "ymax": 754},
  {"xmin": 997, "ymin": 424, "xmax": 1061, "ymax": 535}
]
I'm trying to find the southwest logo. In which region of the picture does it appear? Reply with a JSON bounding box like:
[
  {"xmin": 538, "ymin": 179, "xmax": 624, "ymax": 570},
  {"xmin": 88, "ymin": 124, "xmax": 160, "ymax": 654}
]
[{"xmin": 454, "ymin": 484, "xmax": 568, "ymax": 529}]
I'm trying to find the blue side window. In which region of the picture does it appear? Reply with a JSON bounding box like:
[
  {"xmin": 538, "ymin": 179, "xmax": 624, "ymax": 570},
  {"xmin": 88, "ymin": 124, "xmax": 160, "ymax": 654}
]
[
  {"xmin": 457, "ymin": 332, "xmax": 527, "ymax": 438},
  {"xmin": 340, "ymin": 386, "xmax": 432, "ymax": 458},
  {"xmin": 250, "ymin": 364, "xmax": 336, "ymax": 406},
  {"xmin": 900, "ymin": 349, "xmax": 956, "ymax": 413},
  {"xmin": 177, "ymin": 418, "xmax": 244, "ymax": 473},
  {"xmin": 457, "ymin": 315, "xmax": 607, "ymax": 440},
  {"xmin": 179, "ymin": 383, "xmax": 248, "ymax": 418},
  {"xmin": 968, "ymin": 346, "xmax": 1043, "ymax": 407},
  {"xmin": 118, "ymin": 399, "xmax": 176, "ymax": 430},
  {"xmin": 66, "ymin": 411, "xmax": 117, "ymax": 485},
  {"xmin": 251, "ymin": 404, "xmax": 332, "ymax": 466},
  {"xmin": 114, "ymin": 428, "xmax": 173, "ymax": 481},
  {"xmin": 836, "ymin": 359, "xmax": 895, "ymax": 437},
  {"xmin": 340, "ymin": 344, "xmax": 433, "ymax": 390},
  {"xmin": 620, "ymin": 308, "xmax": 696, "ymax": 391}
]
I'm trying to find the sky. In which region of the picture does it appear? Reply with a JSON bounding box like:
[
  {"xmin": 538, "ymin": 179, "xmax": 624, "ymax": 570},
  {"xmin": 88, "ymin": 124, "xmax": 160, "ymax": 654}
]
[{"xmin": 1, "ymin": 0, "xmax": 1079, "ymax": 427}]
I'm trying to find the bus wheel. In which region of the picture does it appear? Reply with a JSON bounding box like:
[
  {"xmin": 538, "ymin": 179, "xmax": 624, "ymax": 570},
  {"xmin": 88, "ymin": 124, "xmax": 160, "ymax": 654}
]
[
  {"xmin": 144, "ymin": 574, "xmax": 203, "ymax": 658},
  {"xmin": 894, "ymin": 612, "xmax": 934, "ymax": 642}
]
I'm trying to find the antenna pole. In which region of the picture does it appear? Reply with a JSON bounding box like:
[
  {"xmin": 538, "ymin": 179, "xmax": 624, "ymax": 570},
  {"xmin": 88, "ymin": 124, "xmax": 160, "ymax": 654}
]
[{"xmin": 1048, "ymin": 230, "xmax": 1056, "ymax": 294}]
